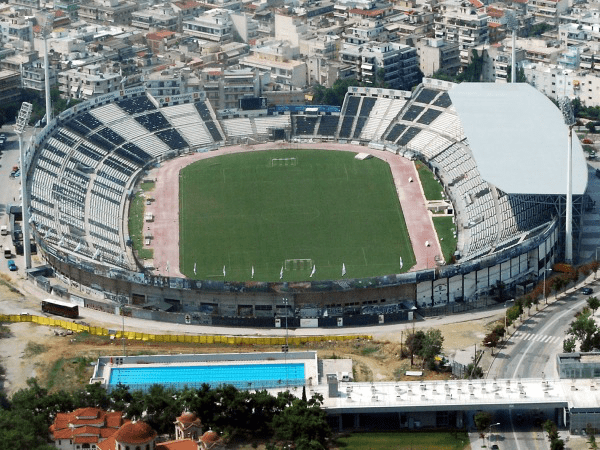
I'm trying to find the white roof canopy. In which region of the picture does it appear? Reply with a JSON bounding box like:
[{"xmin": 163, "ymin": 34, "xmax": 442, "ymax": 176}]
[{"xmin": 449, "ymin": 83, "xmax": 588, "ymax": 196}]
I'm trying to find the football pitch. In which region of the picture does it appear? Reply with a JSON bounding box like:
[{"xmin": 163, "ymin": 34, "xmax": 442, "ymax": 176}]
[{"xmin": 179, "ymin": 149, "xmax": 416, "ymax": 281}]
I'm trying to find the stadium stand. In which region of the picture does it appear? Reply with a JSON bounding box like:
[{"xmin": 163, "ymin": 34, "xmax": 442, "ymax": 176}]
[
  {"xmin": 293, "ymin": 116, "xmax": 318, "ymax": 136},
  {"xmin": 316, "ymin": 115, "xmax": 339, "ymax": 137}
]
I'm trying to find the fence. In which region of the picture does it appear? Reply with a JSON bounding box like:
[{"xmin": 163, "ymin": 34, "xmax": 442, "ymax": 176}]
[{"xmin": 0, "ymin": 314, "xmax": 372, "ymax": 345}]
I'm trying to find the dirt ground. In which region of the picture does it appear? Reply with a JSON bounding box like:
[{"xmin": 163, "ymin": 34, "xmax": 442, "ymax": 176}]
[{"xmin": 0, "ymin": 279, "xmax": 501, "ymax": 397}]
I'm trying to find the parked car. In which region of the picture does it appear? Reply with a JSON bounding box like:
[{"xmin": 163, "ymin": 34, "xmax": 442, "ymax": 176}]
[
  {"xmin": 581, "ymin": 287, "xmax": 593, "ymax": 295},
  {"xmin": 7, "ymin": 259, "xmax": 17, "ymax": 271}
]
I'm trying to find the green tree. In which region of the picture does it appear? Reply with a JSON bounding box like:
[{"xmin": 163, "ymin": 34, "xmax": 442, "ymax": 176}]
[
  {"xmin": 474, "ymin": 411, "xmax": 492, "ymax": 436},
  {"xmin": 588, "ymin": 297, "xmax": 600, "ymax": 315},
  {"xmin": 406, "ymin": 330, "xmax": 426, "ymax": 365},
  {"xmin": 563, "ymin": 336, "xmax": 577, "ymax": 353},
  {"xmin": 272, "ymin": 395, "xmax": 330, "ymax": 448},
  {"xmin": 418, "ymin": 329, "xmax": 444, "ymax": 365},
  {"xmin": 567, "ymin": 310, "xmax": 599, "ymax": 352}
]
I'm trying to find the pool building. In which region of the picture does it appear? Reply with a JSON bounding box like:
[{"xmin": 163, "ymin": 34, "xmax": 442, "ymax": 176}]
[{"xmin": 90, "ymin": 351, "xmax": 320, "ymax": 392}]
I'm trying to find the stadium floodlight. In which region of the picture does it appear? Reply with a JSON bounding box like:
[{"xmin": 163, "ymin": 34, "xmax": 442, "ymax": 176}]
[
  {"xmin": 14, "ymin": 102, "xmax": 33, "ymax": 269},
  {"xmin": 560, "ymin": 96, "xmax": 575, "ymax": 263},
  {"xmin": 36, "ymin": 10, "xmax": 53, "ymax": 125},
  {"xmin": 505, "ymin": 11, "xmax": 518, "ymax": 83}
]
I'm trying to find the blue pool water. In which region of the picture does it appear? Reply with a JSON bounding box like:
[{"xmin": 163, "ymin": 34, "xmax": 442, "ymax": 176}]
[{"xmin": 108, "ymin": 363, "xmax": 305, "ymax": 391}]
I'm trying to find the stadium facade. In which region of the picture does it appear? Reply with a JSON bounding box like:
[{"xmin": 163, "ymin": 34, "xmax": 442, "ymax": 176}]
[{"xmin": 24, "ymin": 79, "xmax": 588, "ymax": 327}]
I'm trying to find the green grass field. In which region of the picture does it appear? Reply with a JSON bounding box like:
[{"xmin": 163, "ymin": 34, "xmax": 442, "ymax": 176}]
[
  {"xmin": 433, "ymin": 216, "xmax": 458, "ymax": 264},
  {"xmin": 335, "ymin": 431, "xmax": 469, "ymax": 450},
  {"xmin": 179, "ymin": 150, "xmax": 416, "ymax": 281}
]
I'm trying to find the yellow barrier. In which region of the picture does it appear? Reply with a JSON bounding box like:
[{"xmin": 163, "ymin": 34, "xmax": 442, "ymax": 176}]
[{"xmin": 1, "ymin": 314, "xmax": 372, "ymax": 345}]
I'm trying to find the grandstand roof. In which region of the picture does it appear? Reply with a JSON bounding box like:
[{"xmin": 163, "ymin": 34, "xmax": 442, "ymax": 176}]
[{"xmin": 449, "ymin": 83, "xmax": 588, "ymax": 196}]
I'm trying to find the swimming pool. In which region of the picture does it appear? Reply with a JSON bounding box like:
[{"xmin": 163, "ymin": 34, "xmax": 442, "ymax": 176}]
[{"xmin": 108, "ymin": 363, "xmax": 305, "ymax": 391}]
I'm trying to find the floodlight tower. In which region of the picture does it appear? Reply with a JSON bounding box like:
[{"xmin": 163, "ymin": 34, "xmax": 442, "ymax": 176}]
[
  {"xmin": 14, "ymin": 102, "xmax": 33, "ymax": 269},
  {"xmin": 505, "ymin": 11, "xmax": 518, "ymax": 83},
  {"xmin": 560, "ymin": 97, "xmax": 576, "ymax": 264},
  {"xmin": 37, "ymin": 10, "xmax": 53, "ymax": 125}
]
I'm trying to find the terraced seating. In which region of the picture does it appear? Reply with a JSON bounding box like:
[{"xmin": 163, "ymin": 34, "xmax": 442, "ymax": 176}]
[
  {"xmin": 353, "ymin": 117, "xmax": 367, "ymax": 139},
  {"xmin": 358, "ymin": 97, "xmax": 377, "ymax": 117},
  {"xmin": 90, "ymin": 103, "xmax": 129, "ymax": 124},
  {"xmin": 205, "ymin": 121, "xmax": 224, "ymax": 142},
  {"xmin": 414, "ymin": 88, "xmax": 439, "ymax": 104},
  {"xmin": 401, "ymin": 105, "xmax": 424, "ymax": 122},
  {"xmin": 417, "ymin": 109, "xmax": 443, "ymax": 126},
  {"xmin": 338, "ymin": 115, "xmax": 355, "ymax": 139},
  {"xmin": 194, "ymin": 101, "xmax": 213, "ymax": 121},
  {"xmin": 254, "ymin": 115, "xmax": 291, "ymax": 135},
  {"xmin": 433, "ymin": 92, "xmax": 452, "ymax": 108},
  {"xmin": 316, "ymin": 115, "xmax": 339, "ymax": 137},
  {"xmin": 135, "ymin": 111, "xmax": 171, "ymax": 132},
  {"xmin": 397, "ymin": 127, "xmax": 421, "ymax": 146},
  {"xmin": 97, "ymin": 127, "xmax": 126, "ymax": 146},
  {"xmin": 385, "ymin": 124, "xmax": 407, "ymax": 143},
  {"xmin": 222, "ymin": 118, "xmax": 253, "ymax": 138},
  {"xmin": 345, "ymin": 96, "xmax": 360, "ymax": 116},
  {"xmin": 294, "ymin": 116, "xmax": 318, "ymax": 136},
  {"xmin": 116, "ymin": 96, "xmax": 156, "ymax": 115},
  {"xmin": 156, "ymin": 128, "xmax": 189, "ymax": 150}
]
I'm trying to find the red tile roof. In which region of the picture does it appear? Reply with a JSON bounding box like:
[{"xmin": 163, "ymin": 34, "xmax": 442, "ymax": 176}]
[
  {"xmin": 156, "ymin": 440, "xmax": 199, "ymax": 450},
  {"xmin": 173, "ymin": 0, "xmax": 201, "ymax": 9},
  {"xmin": 74, "ymin": 435, "xmax": 99, "ymax": 444},
  {"xmin": 147, "ymin": 30, "xmax": 176, "ymax": 40},
  {"xmin": 200, "ymin": 430, "xmax": 219, "ymax": 443},
  {"xmin": 486, "ymin": 6, "xmax": 504, "ymax": 17},
  {"xmin": 469, "ymin": 0, "xmax": 484, "ymax": 8},
  {"xmin": 114, "ymin": 422, "xmax": 157, "ymax": 445},
  {"xmin": 50, "ymin": 408, "xmax": 126, "ymax": 444},
  {"xmin": 488, "ymin": 22, "xmax": 502, "ymax": 27},
  {"xmin": 348, "ymin": 8, "xmax": 384, "ymax": 16}
]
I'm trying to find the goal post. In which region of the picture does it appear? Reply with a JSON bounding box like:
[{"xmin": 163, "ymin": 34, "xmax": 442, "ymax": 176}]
[
  {"xmin": 271, "ymin": 157, "xmax": 298, "ymax": 167},
  {"xmin": 284, "ymin": 259, "xmax": 313, "ymax": 271}
]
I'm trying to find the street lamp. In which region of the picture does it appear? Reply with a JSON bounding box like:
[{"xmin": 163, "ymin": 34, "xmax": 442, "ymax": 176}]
[
  {"xmin": 282, "ymin": 297, "xmax": 289, "ymax": 388},
  {"xmin": 560, "ymin": 96, "xmax": 576, "ymax": 264},
  {"xmin": 504, "ymin": 299, "xmax": 514, "ymax": 350},
  {"xmin": 14, "ymin": 102, "xmax": 33, "ymax": 270},
  {"xmin": 488, "ymin": 422, "xmax": 501, "ymax": 448}
]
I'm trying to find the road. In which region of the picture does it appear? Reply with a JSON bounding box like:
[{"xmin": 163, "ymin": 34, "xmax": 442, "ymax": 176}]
[{"xmin": 475, "ymin": 280, "xmax": 600, "ymax": 450}]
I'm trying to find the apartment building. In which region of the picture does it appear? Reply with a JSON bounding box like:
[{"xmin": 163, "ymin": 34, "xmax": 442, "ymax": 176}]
[
  {"xmin": 78, "ymin": 0, "xmax": 138, "ymax": 26},
  {"xmin": 434, "ymin": 0, "xmax": 489, "ymax": 67},
  {"xmin": 131, "ymin": 9, "xmax": 178, "ymax": 32},
  {"xmin": 199, "ymin": 67, "xmax": 260, "ymax": 110},
  {"xmin": 0, "ymin": 69, "xmax": 21, "ymax": 104},
  {"xmin": 239, "ymin": 41, "xmax": 307, "ymax": 88},
  {"xmin": 527, "ymin": 0, "xmax": 568, "ymax": 25},
  {"xmin": 0, "ymin": 16, "xmax": 33, "ymax": 44},
  {"xmin": 58, "ymin": 63, "xmax": 122, "ymax": 99},
  {"xmin": 339, "ymin": 41, "xmax": 419, "ymax": 90},
  {"xmin": 416, "ymin": 37, "xmax": 460, "ymax": 76},
  {"xmin": 182, "ymin": 9, "xmax": 233, "ymax": 43}
]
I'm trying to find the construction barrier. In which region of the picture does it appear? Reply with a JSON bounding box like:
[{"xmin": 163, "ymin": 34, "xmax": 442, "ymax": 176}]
[{"xmin": 0, "ymin": 314, "xmax": 372, "ymax": 345}]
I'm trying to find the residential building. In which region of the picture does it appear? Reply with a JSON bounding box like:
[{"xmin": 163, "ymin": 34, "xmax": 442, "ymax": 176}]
[
  {"xmin": 7, "ymin": 0, "xmax": 40, "ymax": 9},
  {"xmin": 182, "ymin": 9, "xmax": 233, "ymax": 43},
  {"xmin": 434, "ymin": 0, "xmax": 489, "ymax": 67},
  {"xmin": 416, "ymin": 37, "xmax": 460, "ymax": 76},
  {"xmin": 239, "ymin": 41, "xmax": 307, "ymax": 88},
  {"xmin": 54, "ymin": 0, "xmax": 81, "ymax": 21},
  {"xmin": 146, "ymin": 30, "xmax": 179, "ymax": 54},
  {"xmin": 339, "ymin": 41, "xmax": 419, "ymax": 90},
  {"xmin": 0, "ymin": 16, "xmax": 33, "ymax": 44},
  {"xmin": 58, "ymin": 63, "xmax": 122, "ymax": 99},
  {"xmin": 77, "ymin": 0, "xmax": 138, "ymax": 26},
  {"xmin": 230, "ymin": 12, "xmax": 259, "ymax": 44},
  {"xmin": 0, "ymin": 69, "xmax": 20, "ymax": 104},
  {"xmin": 527, "ymin": 0, "xmax": 568, "ymax": 25},
  {"xmin": 200, "ymin": 67, "xmax": 261, "ymax": 110},
  {"xmin": 131, "ymin": 9, "xmax": 178, "ymax": 32},
  {"xmin": 307, "ymin": 57, "xmax": 353, "ymax": 86},
  {"xmin": 49, "ymin": 407, "xmax": 127, "ymax": 450}
]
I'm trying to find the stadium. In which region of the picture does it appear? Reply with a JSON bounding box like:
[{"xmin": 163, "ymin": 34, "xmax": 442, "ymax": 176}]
[{"xmin": 23, "ymin": 78, "xmax": 589, "ymax": 327}]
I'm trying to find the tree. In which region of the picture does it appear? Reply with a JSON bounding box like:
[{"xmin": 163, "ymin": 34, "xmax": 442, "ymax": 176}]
[
  {"xmin": 588, "ymin": 433, "xmax": 598, "ymax": 449},
  {"xmin": 465, "ymin": 363, "xmax": 483, "ymax": 379},
  {"xmin": 567, "ymin": 310, "xmax": 599, "ymax": 352},
  {"xmin": 588, "ymin": 297, "xmax": 600, "ymax": 315},
  {"xmin": 271, "ymin": 395, "xmax": 331, "ymax": 448},
  {"xmin": 419, "ymin": 329, "xmax": 444, "ymax": 366},
  {"xmin": 406, "ymin": 330, "xmax": 426, "ymax": 365},
  {"xmin": 563, "ymin": 337, "xmax": 577, "ymax": 353},
  {"xmin": 474, "ymin": 411, "xmax": 492, "ymax": 437}
]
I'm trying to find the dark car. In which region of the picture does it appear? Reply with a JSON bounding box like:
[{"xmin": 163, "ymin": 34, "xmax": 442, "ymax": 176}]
[{"xmin": 582, "ymin": 287, "xmax": 593, "ymax": 295}]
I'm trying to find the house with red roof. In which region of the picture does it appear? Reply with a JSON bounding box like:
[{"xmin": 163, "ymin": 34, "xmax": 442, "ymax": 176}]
[{"xmin": 49, "ymin": 407, "xmax": 128, "ymax": 450}]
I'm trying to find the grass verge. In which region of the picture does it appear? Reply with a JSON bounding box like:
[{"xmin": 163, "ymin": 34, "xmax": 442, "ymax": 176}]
[
  {"xmin": 415, "ymin": 161, "xmax": 444, "ymax": 201},
  {"xmin": 128, "ymin": 191, "xmax": 154, "ymax": 260},
  {"xmin": 335, "ymin": 430, "xmax": 470, "ymax": 450},
  {"xmin": 432, "ymin": 216, "xmax": 458, "ymax": 263}
]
